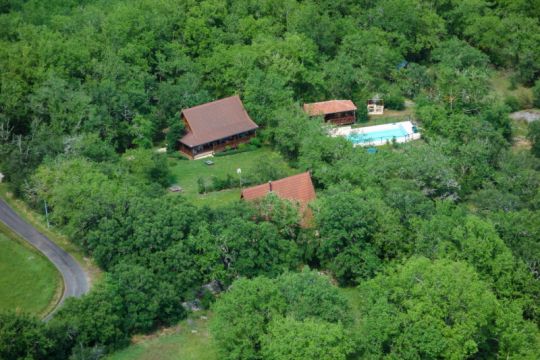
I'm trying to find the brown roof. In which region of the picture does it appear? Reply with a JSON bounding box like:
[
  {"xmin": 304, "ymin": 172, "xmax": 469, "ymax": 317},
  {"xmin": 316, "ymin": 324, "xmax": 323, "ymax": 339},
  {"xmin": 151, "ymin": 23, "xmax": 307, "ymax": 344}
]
[
  {"xmin": 241, "ymin": 172, "xmax": 316, "ymax": 227},
  {"xmin": 242, "ymin": 171, "xmax": 316, "ymax": 205},
  {"xmin": 303, "ymin": 100, "xmax": 357, "ymax": 116},
  {"xmin": 180, "ymin": 95, "xmax": 258, "ymax": 147}
]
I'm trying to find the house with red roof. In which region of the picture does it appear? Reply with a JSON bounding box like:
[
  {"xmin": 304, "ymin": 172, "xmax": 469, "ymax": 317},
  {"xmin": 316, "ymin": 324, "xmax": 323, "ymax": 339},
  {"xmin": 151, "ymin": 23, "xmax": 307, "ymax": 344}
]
[
  {"xmin": 303, "ymin": 100, "xmax": 357, "ymax": 125},
  {"xmin": 241, "ymin": 172, "xmax": 316, "ymax": 226},
  {"xmin": 178, "ymin": 95, "xmax": 259, "ymax": 159}
]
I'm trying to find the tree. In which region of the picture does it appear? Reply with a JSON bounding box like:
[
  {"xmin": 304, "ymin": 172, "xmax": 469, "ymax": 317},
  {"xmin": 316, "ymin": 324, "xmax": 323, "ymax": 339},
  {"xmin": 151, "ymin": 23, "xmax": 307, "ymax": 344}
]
[
  {"xmin": 261, "ymin": 317, "xmax": 354, "ymax": 360},
  {"xmin": 271, "ymin": 108, "xmax": 321, "ymax": 160},
  {"xmin": 129, "ymin": 114, "xmax": 154, "ymax": 149},
  {"xmin": 533, "ymin": 80, "xmax": 540, "ymax": 108},
  {"xmin": 276, "ymin": 270, "xmax": 351, "ymax": 325},
  {"xmin": 0, "ymin": 311, "xmax": 72, "ymax": 360},
  {"xmin": 414, "ymin": 205, "xmax": 540, "ymax": 322},
  {"xmin": 489, "ymin": 210, "xmax": 540, "ymax": 278},
  {"xmin": 211, "ymin": 270, "xmax": 352, "ymax": 360},
  {"xmin": 528, "ymin": 121, "xmax": 540, "ymax": 158},
  {"xmin": 54, "ymin": 281, "xmax": 128, "ymax": 350},
  {"xmin": 109, "ymin": 262, "xmax": 184, "ymax": 333},
  {"xmin": 356, "ymin": 257, "xmax": 538, "ymax": 359},
  {"xmin": 120, "ymin": 148, "xmax": 170, "ymax": 187},
  {"xmin": 211, "ymin": 277, "xmax": 285, "ymax": 360},
  {"xmin": 213, "ymin": 218, "xmax": 300, "ymax": 280},
  {"xmin": 363, "ymin": 0, "xmax": 446, "ymax": 57},
  {"xmin": 315, "ymin": 190, "xmax": 381, "ymax": 284},
  {"xmin": 431, "ymin": 37, "xmax": 489, "ymax": 70},
  {"xmin": 315, "ymin": 188, "xmax": 405, "ymax": 285},
  {"xmin": 166, "ymin": 121, "xmax": 184, "ymax": 153}
]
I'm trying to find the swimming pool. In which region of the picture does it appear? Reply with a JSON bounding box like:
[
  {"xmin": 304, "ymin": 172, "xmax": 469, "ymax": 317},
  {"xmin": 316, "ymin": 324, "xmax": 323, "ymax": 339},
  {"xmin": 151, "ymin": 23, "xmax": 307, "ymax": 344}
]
[
  {"xmin": 329, "ymin": 121, "xmax": 420, "ymax": 147},
  {"xmin": 348, "ymin": 125, "xmax": 409, "ymax": 145}
]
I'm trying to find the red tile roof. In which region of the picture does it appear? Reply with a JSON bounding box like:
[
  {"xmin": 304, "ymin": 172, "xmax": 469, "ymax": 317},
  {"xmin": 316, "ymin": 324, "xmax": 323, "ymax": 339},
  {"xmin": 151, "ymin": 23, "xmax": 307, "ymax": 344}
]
[
  {"xmin": 180, "ymin": 95, "xmax": 259, "ymax": 147},
  {"xmin": 241, "ymin": 172, "xmax": 316, "ymax": 225},
  {"xmin": 303, "ymin": 100, "xmax": 357, "ymax": 116}
]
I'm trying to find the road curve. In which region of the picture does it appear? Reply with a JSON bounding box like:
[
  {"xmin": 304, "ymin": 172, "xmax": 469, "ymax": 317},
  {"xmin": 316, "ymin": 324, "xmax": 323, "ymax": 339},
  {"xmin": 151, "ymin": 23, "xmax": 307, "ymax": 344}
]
[{"xmin": 0, "ymin": 199, "xmax": 89, "ymax": 320}]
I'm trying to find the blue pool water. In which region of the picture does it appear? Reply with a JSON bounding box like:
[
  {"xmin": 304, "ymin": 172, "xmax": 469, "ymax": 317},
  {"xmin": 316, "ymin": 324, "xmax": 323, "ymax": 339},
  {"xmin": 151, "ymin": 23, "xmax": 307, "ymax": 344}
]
[{"xmin": 348, "ymin": 125, "xmax": 409, "ymax": 145}]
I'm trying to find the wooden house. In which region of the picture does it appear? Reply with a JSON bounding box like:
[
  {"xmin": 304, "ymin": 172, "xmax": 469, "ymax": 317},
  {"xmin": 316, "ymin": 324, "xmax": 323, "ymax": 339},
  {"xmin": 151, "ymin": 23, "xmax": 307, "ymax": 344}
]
[
  {"xmin": 178, "ymin": 96, "xmax": 258, "ymax": 159},
  {"xmin": 303, "ymin": 100, "xmax": 357, "ymax": 125}
]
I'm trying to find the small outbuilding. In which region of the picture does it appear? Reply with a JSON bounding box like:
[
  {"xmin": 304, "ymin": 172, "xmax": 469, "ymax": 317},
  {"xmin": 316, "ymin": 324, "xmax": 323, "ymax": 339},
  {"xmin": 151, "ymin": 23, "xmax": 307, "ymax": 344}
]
[
  {"xmin": 241, "ymin": 172, "xmax": 316, "ymax": 226},
  {"xmin": 303, "ymin": 100, "xmax": 357, "ymax": 126},
  {"xmin": 178, "ymin": 95, "xmax": 259, "ymax": 159},
  {"xmin": 367, "ymin": 98, "xmax": 384, "ymax": 115}
]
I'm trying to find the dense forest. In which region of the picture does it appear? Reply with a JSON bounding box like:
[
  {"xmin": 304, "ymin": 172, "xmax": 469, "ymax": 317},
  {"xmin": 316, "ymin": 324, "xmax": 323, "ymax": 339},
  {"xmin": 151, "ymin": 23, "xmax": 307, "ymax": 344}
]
[{"xmin": 1, "ymin": 0, "xmax": 540, "ymax": 359}]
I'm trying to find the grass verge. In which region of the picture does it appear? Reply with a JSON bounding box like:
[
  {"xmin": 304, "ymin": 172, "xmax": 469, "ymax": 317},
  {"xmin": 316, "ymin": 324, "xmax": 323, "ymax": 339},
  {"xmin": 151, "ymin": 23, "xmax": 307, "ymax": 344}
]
[{"xmin": 0, "ymin": 226, "xmax": 62, "ymax": 317}]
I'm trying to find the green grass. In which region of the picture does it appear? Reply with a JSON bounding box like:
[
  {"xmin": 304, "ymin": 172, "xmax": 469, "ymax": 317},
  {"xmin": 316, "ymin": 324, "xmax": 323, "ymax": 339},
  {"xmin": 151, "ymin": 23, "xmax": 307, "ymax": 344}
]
[
  {"xmin": 0, "ymin": 229, "xmax": 61, "ymax": 316},
  {"xmin": 354, "ymin": 107, "xmax": 414, "ymax": 129},
  {"xmin": 168, "ymin": 147, "xmax": 295, "ymax": 207},
  {"xmin": 108, "ymin": 315, "xmax": 217, "ymax": 360}
]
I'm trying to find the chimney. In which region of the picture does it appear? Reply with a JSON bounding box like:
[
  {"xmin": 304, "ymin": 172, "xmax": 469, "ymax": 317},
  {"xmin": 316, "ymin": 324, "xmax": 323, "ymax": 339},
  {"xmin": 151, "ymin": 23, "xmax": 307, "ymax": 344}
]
[{"xmin": 268, "ymin": 181, "xmax": 273, "ymax": 192}]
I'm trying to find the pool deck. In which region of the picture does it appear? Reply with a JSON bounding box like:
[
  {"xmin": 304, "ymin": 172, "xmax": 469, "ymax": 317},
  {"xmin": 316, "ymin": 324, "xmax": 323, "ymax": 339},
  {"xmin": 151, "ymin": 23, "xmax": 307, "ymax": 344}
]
[{"xmin": 329, "ymin": 121, "xmax": 421, "ymax": 147}]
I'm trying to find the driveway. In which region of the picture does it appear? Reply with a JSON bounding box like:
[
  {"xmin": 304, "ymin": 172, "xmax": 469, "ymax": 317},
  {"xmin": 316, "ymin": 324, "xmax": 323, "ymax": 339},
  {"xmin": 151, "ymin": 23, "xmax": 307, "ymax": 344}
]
[{"xmin": 0, "ymin": 199, "xmax": 89, "ymax": 320}]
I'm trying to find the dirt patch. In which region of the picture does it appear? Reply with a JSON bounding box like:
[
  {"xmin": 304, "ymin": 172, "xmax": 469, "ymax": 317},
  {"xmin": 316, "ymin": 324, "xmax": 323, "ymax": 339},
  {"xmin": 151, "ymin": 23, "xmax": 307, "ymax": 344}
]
[
  {"xmin": 510, "ymin": 109, "xmax": 540, "ymax": 123},
  {"xmin": 513, "ymin": 136, "xmax": 531, "ymax": 150}
]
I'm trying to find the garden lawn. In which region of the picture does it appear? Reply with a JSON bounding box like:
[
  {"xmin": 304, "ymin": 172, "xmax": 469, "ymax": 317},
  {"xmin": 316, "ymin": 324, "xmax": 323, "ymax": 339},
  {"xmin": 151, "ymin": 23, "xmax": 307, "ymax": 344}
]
[
  {"xmin": 0, "ymin": 230, "xmax": 61, "ymax": 316},
  {"xmin": 168, "ymin": 147, "xmax": 295, "ymax": 207},
  {"xmin": 107, "ymin": 315, "xmax": 217, "ymax": 360}
]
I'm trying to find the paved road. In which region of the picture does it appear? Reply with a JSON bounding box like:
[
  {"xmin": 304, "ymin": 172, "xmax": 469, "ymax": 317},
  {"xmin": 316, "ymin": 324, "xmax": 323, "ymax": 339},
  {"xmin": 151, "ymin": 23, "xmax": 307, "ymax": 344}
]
[{"xmin": 0, "ymin": 199, "xmax": 89, "ymax": 320}]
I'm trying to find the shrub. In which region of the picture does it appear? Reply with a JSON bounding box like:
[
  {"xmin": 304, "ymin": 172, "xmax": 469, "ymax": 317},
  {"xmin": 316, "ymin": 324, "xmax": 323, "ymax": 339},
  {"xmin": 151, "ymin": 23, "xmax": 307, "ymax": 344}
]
[
  {"xmin": 250, "ymin": 137, "xmax": 262, "ymax": 147},
  {"xmin": 517, "ymin": 89, "xmax": 533, "ymax": 109},
  {"xmin": 533, "ymin": 80, "xmax": 540, "ymax": 108},
  {"xmin": 166, "ymin": 122, "xmax": 184, "ymax": 154},
  {"xmin": 384, "ymin": 87, "xmax": 405, "ymax": 110},
  {"xmin": 356, "ymin": 103, "xmax": 369, "ymax": 122},
  {"xmin": 504, "ymin": 95, "xmax": 520, "ymax": 112},
  {"xmin": 528, "ymin": 121, "xmax": 540, "ymax": 158}
]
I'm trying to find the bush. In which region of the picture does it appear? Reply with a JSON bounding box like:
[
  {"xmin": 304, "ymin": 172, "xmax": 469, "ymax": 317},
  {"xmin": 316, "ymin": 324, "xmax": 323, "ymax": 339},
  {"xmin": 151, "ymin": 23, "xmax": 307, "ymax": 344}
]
[
  {"xmin": 214, "ymin": 144, "xmax": 257, "ymax": 157},
  {"xmin": 504, "ymin": 95, "xmax": 520, "ymax": 112},
  {"xmin": 533, "ymin": 80, "xmax": 540, "ymax": 108},
  {"xmin": 197, "ymin": 176, "xmax": 212, "ymax": 194},
  {"xmin": 166, "ymin": 122, "xmax": 184, "ymax": 154},
  {"xmin": 528, "ymin": 121, "xmax": 540, "ymax": 157},
  {"xmin": 356, "ymin": 103, "xmax": 369, "ymax": 122},
  {"xmin": 384, "ymin": 88, "xmax": 405, "ymax": 110},
  {"xmin": 516, "ymin": 89, "xmax": 533, "ymax": 109},
  {"xmin": 250, "ymin": 137, "xmax": 262, "ymax": 147}
]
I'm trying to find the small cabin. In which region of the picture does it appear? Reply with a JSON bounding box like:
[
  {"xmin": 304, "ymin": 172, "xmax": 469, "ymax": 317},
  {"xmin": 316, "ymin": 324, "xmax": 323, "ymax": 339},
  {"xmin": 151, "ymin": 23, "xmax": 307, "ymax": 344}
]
[
  {"xmin": 303, "ymin": 100, "xmax": 357, "ymax": 126},
  {"xmin": 178, "ymin": 96, "xmax": 258, "ymax": 159},
  {"xmin": 367, "ymin": 99, "xmax": 384, "ymax": 115}
]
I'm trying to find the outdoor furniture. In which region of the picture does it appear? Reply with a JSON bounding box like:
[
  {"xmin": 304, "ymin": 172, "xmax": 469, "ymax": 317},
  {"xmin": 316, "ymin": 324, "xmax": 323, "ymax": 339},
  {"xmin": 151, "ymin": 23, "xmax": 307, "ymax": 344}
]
[{"xmin": 168, "ymin": 185, "xmax": 183, "ymax": 192}]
